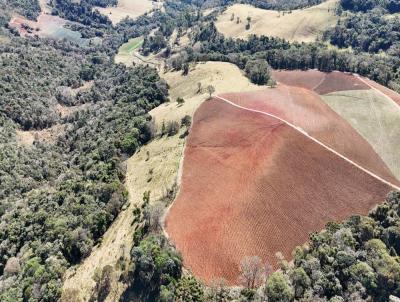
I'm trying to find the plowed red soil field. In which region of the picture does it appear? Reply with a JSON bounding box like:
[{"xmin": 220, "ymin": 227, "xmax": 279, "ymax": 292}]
[
  {"xmin": 221, "ymin": 86, "xmax": 400, "ymax": 186},
  {"xmin": 272, "ymin": 70, "xmax": 370, "ymax": 94},
  {"xmin": 165, "ymin": 98, "xmax": 394, "ymax": 284}
]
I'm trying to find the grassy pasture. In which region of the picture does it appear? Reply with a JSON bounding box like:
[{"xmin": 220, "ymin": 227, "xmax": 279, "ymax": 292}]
[
  {"xmin": 322, "ymin": 89, "xmax": 400, "ymax": 180},
  {"xmin": 216, "ymin": 0, "xmax": 339, "ymax": 42},
  {"xmin": 115, "ymin": 37, "xmax": 144, "ymax": 65},
  {"xmin": 95, "ymin": 0, "xmax": 157, "ymax": 24},
  {"xmin": 120, "ymin": 37, "xmax": 144, "ymax": 53}
]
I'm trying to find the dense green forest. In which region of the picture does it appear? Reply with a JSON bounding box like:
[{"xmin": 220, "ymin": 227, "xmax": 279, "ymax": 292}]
[
  {"xmin": 325, "ymin": 6, "xmax": 400, "ymax": 53},
  {"xmin": 167, "ymin": 22, "xmax": 399, "ymax": 89},
  {"xmin": 242, "ymin": 0, "xmax": 324, "ymax": 10},
  {"xmin": 340, "ymin": 0, "xmax": 400, "ymax": 12},
  {"xmin": 0, "ymin": 35, "xmax": 168, "ymax": 302},
  {"xmin": 52, "ymin": 0, "xmax": 113, "ymax": 28},
  {"xmin": 1, "ymin": 0, "xmax": 41, "ymax": 19}
]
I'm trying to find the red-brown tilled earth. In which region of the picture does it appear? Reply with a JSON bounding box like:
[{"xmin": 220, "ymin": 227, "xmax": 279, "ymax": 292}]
[
  {"xmin": 272, "ymin": 69, "xmax": 370, "ymax": 94},
  {"xmin": 165, "ymin": 98, "xmax": 394, "ymax": 284},
  {"xmin": 221, "ymin": 86, "xmax": 400, "ymax": 186}
]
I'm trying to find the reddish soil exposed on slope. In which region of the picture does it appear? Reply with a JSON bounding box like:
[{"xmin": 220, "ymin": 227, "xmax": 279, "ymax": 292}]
[
  {"xmin": 272, "ymin": 69, "xmax": 325, "ymax": 90},
  {"xmin": 9, "ymin": 14, "xmax": 65, "ymax": 37},
  {"xmin": 272, "ymin": 70, "xmax": 370, "ymax": 94},
  {"xmin": 221, "ymin": 86, "xmax": 400, "ymax": 186},
  {"xmin": 165, "ymin": 99, "xmax": 392, "ymax": 284},
  {"xmin": 361, "ymin": 77, "xmax": 400, "ymax": 107}
]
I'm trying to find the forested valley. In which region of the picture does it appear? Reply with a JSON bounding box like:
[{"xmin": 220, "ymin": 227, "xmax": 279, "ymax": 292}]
[
  {"xmin": 0, "ymin": 2, "xmax": 170, "ymax": 299},
  {"xmin": 1, "ymin": 0, "xmax": 400, "ymax": 301}
]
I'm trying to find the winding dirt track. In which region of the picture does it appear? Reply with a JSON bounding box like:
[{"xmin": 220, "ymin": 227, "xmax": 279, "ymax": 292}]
[
  {"xmin": 165, "ymin": 94, "xmax": 397, "ymax": 284},
  {"xmin": 216, "ymin": 95, "xmax": 400, "ymax": 190},
  {"xmin": 221, "ymin": 86, "xmax": 400, "ymax": 186}
]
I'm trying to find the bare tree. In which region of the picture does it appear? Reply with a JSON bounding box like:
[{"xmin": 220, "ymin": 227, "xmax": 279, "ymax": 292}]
[
  {"xmin": 206, "ymin": 85, "xmax": 215, "ymax": 99},
  {"xmin": 148, "ymin": 203, "xmax": 164, "ymax": 232},
  {"xmin": 238, "ymin": 256, "xmax": 267, "ymax": 289},
  {"xmin": 4, "ymin": 257, "xmax": 20, "ymax": 275},
  {"xmin": 197, "ymin": 82, "xmax": 202, "ymax": 94},
  {"xmin": 90, "ymin": 265, "xmax": 114, "ymax": 302},
  {"xmin": 246, "ymin": 16, "xmax": 252, "ymax": 30}
]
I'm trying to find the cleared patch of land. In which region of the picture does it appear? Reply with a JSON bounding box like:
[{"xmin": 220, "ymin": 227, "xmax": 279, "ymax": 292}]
[
  {"xmin": 152, "ymin": 61, "xmax": 264, "ymax": 129},
  {"xmin": 165, "ymin": 98, "xmax": 393, "ymax": 283},
  {"xmin": 115, "ymin": 37, "xmax": 144, "ymax": 65},
  {"xmin": 61, "ymin": 61, "xmax": 264, "ymax": 301},
  {"xmin": 16, "ymin": 124, "xmax": 64, "ymax": 146},
  {"xmin": 39, "ymin": 0, "xmax": 52, "ymax": 14},
  {"xmin": 96, "ymin": 0, "xmax": 159, "ymax": 25},
  {"xmin": 9, "ymin": 14, "xmax": 88, "ymax": 46},
  {"xmin": 322, "ymin": 90, "xmax": 400, "ymax": 179},
  {"xmin": 271, "ymin": 70, "xmax": 400, "ymax": 181},
  {"xmin": 215, "ymin": 0, "xmax": 338, "ymax": 42}
]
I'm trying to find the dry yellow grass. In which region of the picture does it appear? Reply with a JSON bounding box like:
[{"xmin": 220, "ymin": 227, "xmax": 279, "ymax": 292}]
[
  {"xmin": 61, "ymin": 61, "xmax": 265, "ymax": 301},
  {"xmin": 15, "ymin": 125, "xmax": 64, "ymax": 146},
  {"xmin": 61, "ymin": 134, "xmax": 184, "ymax": 302},
  {"xmin": 216, "ymin": 0, "xmax": 339, "ymax": 42},
  {"xmin": 96, "ymin": 0, "xmax": 161, "ymax": 25},
  {"xmin": 152, "ymin": 61, "xmax": 264, "ymax": 129},
  {"xmin": 0, "ymin": 35, "xmax": 10, "ymax": 44},
  {"xmin": 39, "ymin": 0, "xmax": 52, "ymax": 14},
  {"xmin": 15, "ymin": 130, "xmax": 36, "ymax": 146}
]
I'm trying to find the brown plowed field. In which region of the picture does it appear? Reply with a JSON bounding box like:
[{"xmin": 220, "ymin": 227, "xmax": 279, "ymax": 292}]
[
  {"xmin": 221, "ymin": 86, "xmax": 400, "ymax": 186},
  {"xmin": 272, "ymin": 70, "xmax": 370, "ymax": 94},
  {"xmin": 165, "ymin": 99, "xmax": 393, "ymax": 284}
]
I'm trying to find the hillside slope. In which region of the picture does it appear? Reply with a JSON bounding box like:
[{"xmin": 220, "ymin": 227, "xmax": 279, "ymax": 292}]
[
  {"xmin": 216, "ymin": 0, "xmax": 338, "ymax": 42},
  {"xmin": 165, "ymin": 97, "xmax": 395, "ymax": 283},
  {"xmin": 61, "ymin": 62, "xmax": 265, "ymax": 301}
]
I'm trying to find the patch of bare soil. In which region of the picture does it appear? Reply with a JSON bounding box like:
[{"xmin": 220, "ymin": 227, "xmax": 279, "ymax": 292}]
[{"xmin": 16, "ymin": 124, "xmax": 64, "ymax": 146}]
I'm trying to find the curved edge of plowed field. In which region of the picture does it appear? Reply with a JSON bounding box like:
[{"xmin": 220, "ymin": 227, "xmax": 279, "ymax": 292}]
[
  {"xmin": 272, "ymin": 69, "xmax": 326, "ymax": 90},
  {"xmin": 357, "ymin": 76, "xmax": 400, "ymax": 109},
  {"xmin": 165, "ymin": 97, "xmax": 397, "ymax": 284}
]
